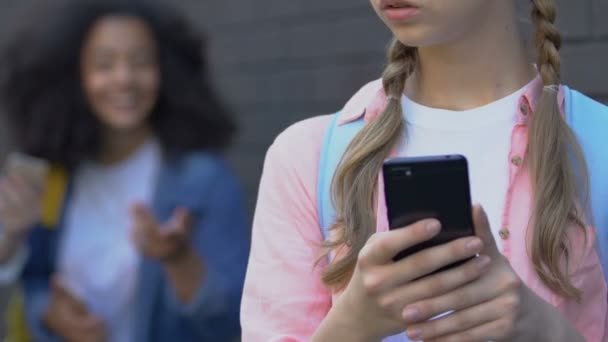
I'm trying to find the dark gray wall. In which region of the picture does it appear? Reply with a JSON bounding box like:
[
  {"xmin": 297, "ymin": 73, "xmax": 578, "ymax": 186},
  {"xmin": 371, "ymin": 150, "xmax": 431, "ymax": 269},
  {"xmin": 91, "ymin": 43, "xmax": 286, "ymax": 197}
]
[
  {"xmin": 174, "ymin": 0, "xmax": 608, "ymax": 216},
  {"xmin": 182, "ymin": 1, "xmax": 392, "ymax": 215},
  {"xmin": 0, "ymin": 0, "xmax": 606, "ymax": 215}
]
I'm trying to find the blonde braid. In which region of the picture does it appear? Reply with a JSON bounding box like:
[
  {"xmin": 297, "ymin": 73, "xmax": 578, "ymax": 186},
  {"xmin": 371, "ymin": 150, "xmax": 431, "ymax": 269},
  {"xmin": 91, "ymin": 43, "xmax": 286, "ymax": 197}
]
[
  {"xmin": 528, "ymin": 0, "xmax": 589, "ymax": 299},
  {"xmin": 322, "ymin": 38, "xmax": 417, "ymax": 289}
]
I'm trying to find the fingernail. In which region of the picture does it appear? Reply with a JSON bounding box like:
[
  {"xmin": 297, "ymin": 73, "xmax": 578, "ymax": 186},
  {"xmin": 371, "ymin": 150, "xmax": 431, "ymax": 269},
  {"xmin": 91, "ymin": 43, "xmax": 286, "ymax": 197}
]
[
  {"xmin": 402, "ymin": 307, "xmax": 420, "ymax": 322},
  {"xmin": 407, "ymin": 327, "xmax": 422, "ymax": 339},
  {"xmin": 426, "ymin": 220, "xmax": 441, "ymax": 234},
  {"xmin": 477, "ymin": 255, "xmax": 491, "ymax": 270},
  {"xmin": 466, "ymin": 238, "xmax": 483, "ymax": 251}
]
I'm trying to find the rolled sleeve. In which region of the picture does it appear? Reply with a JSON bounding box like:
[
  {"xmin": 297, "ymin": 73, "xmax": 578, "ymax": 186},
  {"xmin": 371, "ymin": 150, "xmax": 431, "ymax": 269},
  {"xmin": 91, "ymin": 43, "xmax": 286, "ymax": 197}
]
[
  {"xmin": 164, "ymin": 265, "xmax": 230, "ymax": 317},
  {"xmin": 162, "ymin": 158, "xmax": 249, "ymax": 340}
]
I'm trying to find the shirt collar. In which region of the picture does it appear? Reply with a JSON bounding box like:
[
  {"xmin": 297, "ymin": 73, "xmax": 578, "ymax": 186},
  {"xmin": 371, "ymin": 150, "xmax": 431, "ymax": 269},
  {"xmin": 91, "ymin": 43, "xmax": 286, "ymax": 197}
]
[
  {"xmin": 338, "ymin": 79, "xmax": 385, "ymax": 125},
  {"xmin": 338, "ymin": 75, "xmax": 565, "ymax": 126}
]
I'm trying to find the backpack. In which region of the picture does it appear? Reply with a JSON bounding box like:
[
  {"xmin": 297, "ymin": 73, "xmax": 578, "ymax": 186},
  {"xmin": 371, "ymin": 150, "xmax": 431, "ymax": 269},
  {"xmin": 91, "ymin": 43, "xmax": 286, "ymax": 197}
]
[
  {"xmin": 317, "ymin": 86, "xmax": 608, "ymax": 279},
  {"xmin": 4, "ymin": 166, "xmax": 68, "ymax": 342}
]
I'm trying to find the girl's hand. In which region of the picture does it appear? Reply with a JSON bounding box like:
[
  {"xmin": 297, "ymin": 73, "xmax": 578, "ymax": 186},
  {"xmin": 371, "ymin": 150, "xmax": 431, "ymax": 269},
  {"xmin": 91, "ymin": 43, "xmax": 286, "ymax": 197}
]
[
  {"xmin": 131, "ymin": 203, "xmax": 204, "ymax": 303},
  {"xmin": 130, "ymin": 203, "xmax": 193, "ymax": 263},
  {"xmin": 401, "ymin": 206, "xmax": 582, "ymax": 342},
  {"xmin": 326, "ymin": 217, "xmax": 489, "ymax": 341},
  {"xmin": 44, "ymin": 276, "xmax": 106, "ymax": 342}
]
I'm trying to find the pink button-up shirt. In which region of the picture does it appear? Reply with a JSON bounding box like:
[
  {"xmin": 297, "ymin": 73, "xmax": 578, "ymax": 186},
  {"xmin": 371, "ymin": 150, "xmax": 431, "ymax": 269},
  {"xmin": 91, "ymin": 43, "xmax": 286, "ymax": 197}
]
[{"xmin": 241, "ymin": 77, "xmax": 608, "ymax": 341}]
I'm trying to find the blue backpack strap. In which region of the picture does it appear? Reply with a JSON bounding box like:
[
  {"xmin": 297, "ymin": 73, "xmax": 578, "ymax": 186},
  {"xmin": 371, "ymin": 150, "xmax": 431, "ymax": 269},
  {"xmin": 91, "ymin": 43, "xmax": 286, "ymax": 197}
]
[
  {"xmin": 317, "ymin": 114, "xmax": 412, "ymax": 342},
  {"xmin": 564, "ymin": 86, "xmax": 608, "ymax": 277},
  {"xmin": 317, "ymin": 113, "xmax": 365, "ymax": 239}
]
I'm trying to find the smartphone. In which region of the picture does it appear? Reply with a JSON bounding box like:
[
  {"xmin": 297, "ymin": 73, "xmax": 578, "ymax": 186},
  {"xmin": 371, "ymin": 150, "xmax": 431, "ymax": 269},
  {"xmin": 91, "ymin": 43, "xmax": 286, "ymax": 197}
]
[
  {"xmin": 382, "ymin": 155, "xmax": 474, "ymax": 263},
  {"xmin": 3, "ymin": 152, "xmax": 50, "ymax": 186}
]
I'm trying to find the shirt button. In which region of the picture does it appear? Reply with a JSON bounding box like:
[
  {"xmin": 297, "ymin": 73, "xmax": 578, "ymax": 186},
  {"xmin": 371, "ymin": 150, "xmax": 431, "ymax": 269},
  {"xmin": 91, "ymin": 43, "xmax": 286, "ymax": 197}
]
[
  {"xmin": 511, "ymin": 156, "xmax": 523, "ymax": 167},
  {"xmin": 520, "ymin": 103, "xmax": 530, "ymax": 116},
  {"xmin": 499, "ymin": 228, "xmax": 510, "ymax": 240}
]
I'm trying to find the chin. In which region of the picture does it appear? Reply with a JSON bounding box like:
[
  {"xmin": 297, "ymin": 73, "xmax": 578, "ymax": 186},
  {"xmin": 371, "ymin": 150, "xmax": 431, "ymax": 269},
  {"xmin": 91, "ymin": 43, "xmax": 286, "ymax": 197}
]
[
  {"xmin": 110, "ymin": 123, "xmax": 146, "ymax": 132},
  {"xmin": 390, "ymin": 26, "xmax": 444, "ymax": 47},
  {"xmin": 102, "ymin": 116, "xmax": 149, "ymax": 132}
]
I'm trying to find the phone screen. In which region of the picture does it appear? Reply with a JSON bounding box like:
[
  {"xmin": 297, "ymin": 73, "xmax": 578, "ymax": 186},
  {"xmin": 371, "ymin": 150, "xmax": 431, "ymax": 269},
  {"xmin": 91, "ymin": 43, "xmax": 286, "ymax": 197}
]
[{"xmin": 383, "ymin": 155, "xmax": 474, "ymax": 261}]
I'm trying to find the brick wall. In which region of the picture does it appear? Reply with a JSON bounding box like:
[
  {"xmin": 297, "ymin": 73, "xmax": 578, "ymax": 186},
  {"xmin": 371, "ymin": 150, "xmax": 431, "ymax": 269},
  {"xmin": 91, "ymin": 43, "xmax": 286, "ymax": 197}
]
[
  {"xmin": 173, "ymin": 0, "xmax": 608, "ymax": 217},
  {"xmin": 559, "ymin": 0, "xmax": 608, "ymax": 101},
  {"xmin": 179, "ymin": 1, "xmax": 393, "ymax": 215},
  {"xmin": 0, "ymin": 0, "xmax": 606, "ymax": 218}
]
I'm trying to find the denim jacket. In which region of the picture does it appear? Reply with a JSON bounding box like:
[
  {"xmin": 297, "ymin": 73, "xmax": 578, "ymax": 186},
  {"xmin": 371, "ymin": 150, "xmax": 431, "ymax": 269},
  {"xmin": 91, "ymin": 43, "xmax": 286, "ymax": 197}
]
[{"xmin": 22, "ymin": 152, "xmax": 250, "ymax": 342}]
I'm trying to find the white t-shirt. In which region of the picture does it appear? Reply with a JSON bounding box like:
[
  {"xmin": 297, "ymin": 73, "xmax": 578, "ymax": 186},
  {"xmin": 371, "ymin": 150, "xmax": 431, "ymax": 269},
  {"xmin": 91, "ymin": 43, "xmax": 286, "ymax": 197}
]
[
  {"xmin": 398, "ymin": 85, "xmax": 528, "ymax": 249},
  {"xmin": 57, "ymin": 139, "xmax": 161, "ymax": 342}
]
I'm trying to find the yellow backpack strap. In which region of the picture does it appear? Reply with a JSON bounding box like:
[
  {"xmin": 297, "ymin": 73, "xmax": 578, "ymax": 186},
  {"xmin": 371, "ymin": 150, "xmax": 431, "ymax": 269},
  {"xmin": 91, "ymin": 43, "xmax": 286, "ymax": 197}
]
[
  {"xmin": 4, "ymin": 290, "xmax": 30, "ymax": 342},
  {"xmin": 4, "ymin": 165, "xmax": 67, "ymax": 342},
  {"xmin": 40, "ymin": 165, "xmax": 68, "ymax": 229}
]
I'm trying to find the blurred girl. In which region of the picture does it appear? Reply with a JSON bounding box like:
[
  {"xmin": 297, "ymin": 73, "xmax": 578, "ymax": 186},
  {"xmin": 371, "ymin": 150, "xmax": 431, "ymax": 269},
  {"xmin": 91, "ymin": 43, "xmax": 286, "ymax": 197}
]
[{"xmin": 0, "ymin": 0, "xmax": 249, "ymax": 341}]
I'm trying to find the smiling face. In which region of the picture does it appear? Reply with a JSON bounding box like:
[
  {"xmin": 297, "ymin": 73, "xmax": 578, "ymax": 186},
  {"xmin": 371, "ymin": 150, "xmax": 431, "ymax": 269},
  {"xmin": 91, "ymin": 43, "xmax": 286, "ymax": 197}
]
[
  {"xmin": 370, "ymin": 0, "xmax": 497, "ymax": 47},
  {"xmin": 80, "ymin": 15, "xmax": 160, "ymax": 132}
]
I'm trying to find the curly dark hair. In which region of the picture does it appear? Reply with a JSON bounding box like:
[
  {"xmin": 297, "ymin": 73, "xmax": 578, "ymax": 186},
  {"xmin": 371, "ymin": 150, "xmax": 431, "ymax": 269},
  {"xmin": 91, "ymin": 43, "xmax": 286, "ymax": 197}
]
[{"xmin": 0, "ymin": 0, "xmax": 235, "ymax": 169}]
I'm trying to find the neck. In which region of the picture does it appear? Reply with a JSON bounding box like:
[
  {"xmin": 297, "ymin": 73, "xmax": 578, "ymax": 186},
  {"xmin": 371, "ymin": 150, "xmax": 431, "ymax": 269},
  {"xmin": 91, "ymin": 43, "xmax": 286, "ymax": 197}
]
[
  {"xmin": 405, "ymin": 6, "xmax": 536, "ymax": 110},
  {"xmin": 98, "ymin": 124, "xmax": 152, "ymax": 165}
]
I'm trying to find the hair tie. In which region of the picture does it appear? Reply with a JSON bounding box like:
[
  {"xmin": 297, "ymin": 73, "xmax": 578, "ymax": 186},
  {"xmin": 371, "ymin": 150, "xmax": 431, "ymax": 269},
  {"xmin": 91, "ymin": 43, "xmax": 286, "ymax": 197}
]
[
  {"xmin": 387, "ymin": 94, "xmax": 401, "ymax": 101},
  {"xmin": 543, "ymin": 84, "xmax": 560, "ymax": 93}
]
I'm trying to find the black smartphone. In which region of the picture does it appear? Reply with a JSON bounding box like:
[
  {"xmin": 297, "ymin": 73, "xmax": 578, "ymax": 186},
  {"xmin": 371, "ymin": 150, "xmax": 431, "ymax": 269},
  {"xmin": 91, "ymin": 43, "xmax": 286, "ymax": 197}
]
[{"xmin": 382, "ymin": 155, "xmax": 474, "ymax": 262}]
